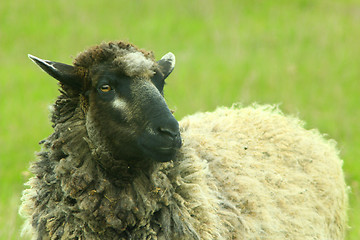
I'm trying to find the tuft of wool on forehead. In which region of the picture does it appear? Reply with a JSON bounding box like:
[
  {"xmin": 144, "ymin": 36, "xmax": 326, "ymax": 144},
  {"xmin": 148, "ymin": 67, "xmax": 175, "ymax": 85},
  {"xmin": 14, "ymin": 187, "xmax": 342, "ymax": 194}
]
[
  {"xmin": 73, "ymin": 41, "xmax": 156, "ymax": 77},
  {"xmin": 114, "ymin": 51, "xmax": 155, "ymax": 77}
]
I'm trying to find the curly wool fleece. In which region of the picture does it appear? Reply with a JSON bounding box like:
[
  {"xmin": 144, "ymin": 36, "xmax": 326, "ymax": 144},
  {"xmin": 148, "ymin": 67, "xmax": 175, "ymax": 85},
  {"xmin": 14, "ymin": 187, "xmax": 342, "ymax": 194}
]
[
  {"xmin": 179, "ymin": 105, "xmax": 348, "ymax": 239},
  {"xmin": 20, "ymin": 102, "xmax": 348, "ymax": 239}
]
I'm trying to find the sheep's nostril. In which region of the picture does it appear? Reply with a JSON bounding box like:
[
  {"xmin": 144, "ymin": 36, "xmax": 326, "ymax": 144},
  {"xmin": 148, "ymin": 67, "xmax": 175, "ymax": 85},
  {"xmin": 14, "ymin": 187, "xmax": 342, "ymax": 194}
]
[{"xmin": 158, "ymin": 127, "xmax": 178, "ymax": 139}]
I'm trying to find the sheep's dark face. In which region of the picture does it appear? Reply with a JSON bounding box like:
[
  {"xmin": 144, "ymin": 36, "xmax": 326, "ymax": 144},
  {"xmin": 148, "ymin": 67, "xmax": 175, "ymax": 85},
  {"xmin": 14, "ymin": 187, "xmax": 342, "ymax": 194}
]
[
  {"xmin": 86, "ymin": 58, "xmax": 181, "ymax": 162},
  {"xmin": 29, "ymin": 48, "xmax": 181, "ymax": 163}
]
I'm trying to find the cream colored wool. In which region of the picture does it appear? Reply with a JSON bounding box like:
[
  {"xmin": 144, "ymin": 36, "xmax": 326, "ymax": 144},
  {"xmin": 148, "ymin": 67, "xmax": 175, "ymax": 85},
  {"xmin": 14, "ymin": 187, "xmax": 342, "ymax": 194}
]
[{"xmin": 175, "ymin": 104, "xmax": 348, "ymax": 239}]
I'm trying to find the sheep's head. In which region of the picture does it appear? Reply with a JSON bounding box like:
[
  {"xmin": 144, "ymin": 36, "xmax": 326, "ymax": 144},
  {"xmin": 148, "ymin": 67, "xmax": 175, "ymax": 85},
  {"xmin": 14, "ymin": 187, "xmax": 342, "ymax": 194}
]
[{"xmin": 29, "ymin": 41, "xmax": 181, "ymax": 163}]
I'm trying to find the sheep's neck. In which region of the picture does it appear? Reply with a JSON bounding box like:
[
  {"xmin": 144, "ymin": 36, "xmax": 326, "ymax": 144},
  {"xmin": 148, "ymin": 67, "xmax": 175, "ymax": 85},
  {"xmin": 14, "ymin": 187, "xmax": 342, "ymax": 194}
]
[{"xmin": 39, "ymin": 93, "xmax": 198, "ymax": 238}]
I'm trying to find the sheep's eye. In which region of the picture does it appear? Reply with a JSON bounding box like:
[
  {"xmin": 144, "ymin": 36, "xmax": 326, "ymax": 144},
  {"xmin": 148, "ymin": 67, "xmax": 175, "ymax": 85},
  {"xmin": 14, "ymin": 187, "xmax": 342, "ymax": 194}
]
[{"xmin": 100, "ymin": 84, "xmax": 112, "ymax": 92}]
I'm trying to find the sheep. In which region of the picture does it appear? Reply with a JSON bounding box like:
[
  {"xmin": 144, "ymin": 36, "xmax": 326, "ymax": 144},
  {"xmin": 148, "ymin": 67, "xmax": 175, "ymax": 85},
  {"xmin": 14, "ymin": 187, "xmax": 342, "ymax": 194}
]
[{"xmin": 20, "ymin": 41, "xmax": 348, "ymax": 240}]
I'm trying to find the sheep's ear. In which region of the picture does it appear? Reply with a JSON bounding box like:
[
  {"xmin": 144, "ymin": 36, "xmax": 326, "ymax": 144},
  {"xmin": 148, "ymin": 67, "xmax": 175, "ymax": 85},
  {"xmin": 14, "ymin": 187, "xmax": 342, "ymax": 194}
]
[
  {"xmin": 28, "ymin": 54, "xmax": 82, "ymax": 89},
  {"xmin": 156, "ymin": 52, "xmax": 175, "ymax": 80}
]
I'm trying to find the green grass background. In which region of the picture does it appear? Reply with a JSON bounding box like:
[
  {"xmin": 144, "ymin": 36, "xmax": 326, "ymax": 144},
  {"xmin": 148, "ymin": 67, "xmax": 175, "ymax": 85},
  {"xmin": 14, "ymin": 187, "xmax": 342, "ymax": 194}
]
[{"xmin": 0, "ymin": 0, "xmax": 359, "ymax": 239}]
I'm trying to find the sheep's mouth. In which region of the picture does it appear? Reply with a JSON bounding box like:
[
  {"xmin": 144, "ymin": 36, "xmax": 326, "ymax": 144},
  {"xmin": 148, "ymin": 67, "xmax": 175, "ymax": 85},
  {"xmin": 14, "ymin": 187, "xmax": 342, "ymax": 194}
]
[
  {"xmin": 138, "ymin": 136, "xmax": 182, "ymax": 162},
  {"xmin": 158, "ymin": 147, "xmax": 174, "ymax": 152}
]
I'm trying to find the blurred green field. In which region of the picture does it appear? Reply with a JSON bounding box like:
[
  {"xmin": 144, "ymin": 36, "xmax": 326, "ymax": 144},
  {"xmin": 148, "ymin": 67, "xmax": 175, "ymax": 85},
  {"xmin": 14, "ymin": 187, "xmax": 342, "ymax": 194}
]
[{"xmin": 0, "ymin": 0, "xmax": 359, "ymax": 239}]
